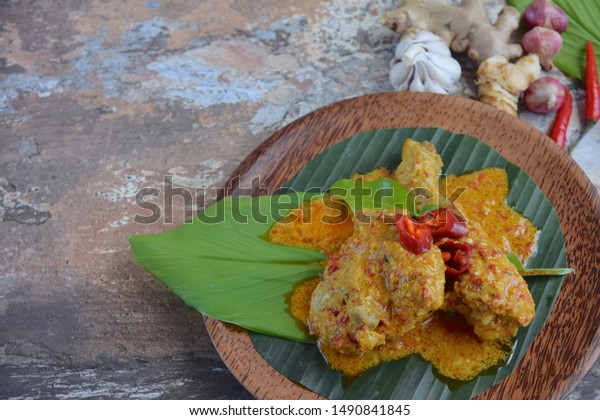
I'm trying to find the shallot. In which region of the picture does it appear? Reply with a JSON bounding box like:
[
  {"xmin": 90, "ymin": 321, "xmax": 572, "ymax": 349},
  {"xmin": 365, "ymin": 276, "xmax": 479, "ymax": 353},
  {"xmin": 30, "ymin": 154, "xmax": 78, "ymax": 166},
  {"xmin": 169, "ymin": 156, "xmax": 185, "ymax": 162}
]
[
  {"xmin": 524, "ymin": 0, "xmax": 569, "ymax": 33},
  {"xmin": 523, "ymin": 77, "xmax": 565, "ymax": 113},
  {"xmin": 522, "ymin": 27, "xmax": 562, "ymax": 70}
]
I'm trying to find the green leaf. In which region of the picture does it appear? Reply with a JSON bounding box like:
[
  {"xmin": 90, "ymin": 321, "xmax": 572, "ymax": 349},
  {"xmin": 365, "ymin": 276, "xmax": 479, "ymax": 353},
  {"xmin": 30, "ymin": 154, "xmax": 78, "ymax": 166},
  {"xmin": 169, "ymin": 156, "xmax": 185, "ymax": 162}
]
[
  {"xmin": 507, "ymin": 253, "xmax": 575, "ymax": 276},
  {"xmin": 250, "ymin": 127, "xmax": 569, "ymax": 399},
  {"xmin": 507, "ymin": 0, "xmax": 530, "ymax": 11},
  {"xmin": 519, "ymin": 267, "xmax": 575, "ymax": 276},
  {"xmin": 507, "ymin": 252, "xmax": 528, "ymax": 271},
  {"xmin": 329, "ymin": 177, "xmax": 415, "ymax": 215},
  {"xmin": 508, "ymin": 0, "xmax": 600, "ymax": 80},
  {"xmin": 130, "ymin": 193, "xmax": 325, "ymax": 343}
]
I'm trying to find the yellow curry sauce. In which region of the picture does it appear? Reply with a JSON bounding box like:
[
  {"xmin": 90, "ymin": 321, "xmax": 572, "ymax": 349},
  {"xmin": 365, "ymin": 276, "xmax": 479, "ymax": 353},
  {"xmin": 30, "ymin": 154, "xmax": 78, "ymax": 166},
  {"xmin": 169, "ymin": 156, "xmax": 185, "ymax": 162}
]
[
  {"xmin": 442, "ymin": 168, "xmax": 538, "ymax": 264},
  {"xmin": 290, "ymin": 278, "xmax": 511, "ymax": 381},
  {"xmin": 268, "ymin": 196, "xmax": 353, "ymax": 255},
  {"xmin": 269, "ymin": 167, "xmax": 538, "ymax": 381}
]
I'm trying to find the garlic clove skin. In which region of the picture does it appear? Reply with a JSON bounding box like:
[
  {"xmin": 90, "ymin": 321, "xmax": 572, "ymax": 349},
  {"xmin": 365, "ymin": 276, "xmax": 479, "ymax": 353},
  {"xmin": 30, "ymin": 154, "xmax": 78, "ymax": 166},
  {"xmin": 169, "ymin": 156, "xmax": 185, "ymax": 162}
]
[
  {"xmin": 389, "ymin": 30, "xmax": 461, "ymax": 95},
  {"xmin": 424, "ymin": 78, "xmax": 451, "ymax": 95},
  {"xmin": 523, "ymin": 76, "xmax": 566, "ymax": 113},
  {"xmin": 424, "ymin": 55, "xmax": 462, "ymax": 87},
  {"xmin": 524, "ymin": 0, "xmax": 569, "ymax": 33},
  {"xmin": 410, "ymin": 66, "xmax": 427, "ymax": 92},
  {"xmin": 521, "ymin": 27, "xmax": 563, "ymax": 70},
  {"xmin": 394, "ymin": 30, "xmax": 452, "ymax": 58},
  {"xmin": 389, "ymin": 62, "xmax": 414, "ymax": 91},
  {"xmin": 411, "ymin": 31, "xmax": 453, "ymax": 57}
]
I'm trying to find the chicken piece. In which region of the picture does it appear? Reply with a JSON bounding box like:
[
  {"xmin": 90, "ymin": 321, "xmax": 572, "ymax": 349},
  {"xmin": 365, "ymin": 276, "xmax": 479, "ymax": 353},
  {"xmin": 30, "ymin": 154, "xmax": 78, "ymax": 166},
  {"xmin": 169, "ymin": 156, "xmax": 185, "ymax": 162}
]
[
  {"xmin": 379, "ymin": 236, "xmax": 446, "ymax": 334},
  {"xmin": 309, "ymin": 237, "xmax": 388, "ymax": 354},
  {"xmin": 394, "ymin": 139, "xmax": 444, "ymax": 208},
  {"xmin": 453, "ymin": 221, "xmax": 535, "ymax": 340},
  {"xmin": 308, "ymin": 210, "xmax": 446, "ymax": 354}
]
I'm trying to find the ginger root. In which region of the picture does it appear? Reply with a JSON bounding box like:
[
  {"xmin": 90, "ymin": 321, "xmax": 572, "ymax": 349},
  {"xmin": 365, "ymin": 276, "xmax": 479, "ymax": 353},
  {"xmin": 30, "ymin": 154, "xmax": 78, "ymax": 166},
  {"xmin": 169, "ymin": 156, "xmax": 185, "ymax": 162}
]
[
  {"xmin": 383, "ymin": 0, "xmax": 523, "ymax": 64},
  {"xmin": 476, "ymin": 54, "xmax": 541, "ymax": 115}
]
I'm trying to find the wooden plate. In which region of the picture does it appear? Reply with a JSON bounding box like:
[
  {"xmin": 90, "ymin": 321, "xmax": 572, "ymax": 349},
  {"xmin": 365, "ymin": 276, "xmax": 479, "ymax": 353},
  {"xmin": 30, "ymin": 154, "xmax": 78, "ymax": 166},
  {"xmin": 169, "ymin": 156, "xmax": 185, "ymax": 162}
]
[{"xmin": 205, "ymin": 92, "xmax": 600, "ymax": 399}]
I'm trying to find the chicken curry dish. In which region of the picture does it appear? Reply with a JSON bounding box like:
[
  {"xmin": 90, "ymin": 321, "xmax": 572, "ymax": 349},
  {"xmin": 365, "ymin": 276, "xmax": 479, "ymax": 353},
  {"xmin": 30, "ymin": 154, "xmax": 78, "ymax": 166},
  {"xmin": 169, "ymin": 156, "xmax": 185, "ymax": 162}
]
[{"xmin": 268, "ymin": 139, "xmax": 539, "ymax": 381}]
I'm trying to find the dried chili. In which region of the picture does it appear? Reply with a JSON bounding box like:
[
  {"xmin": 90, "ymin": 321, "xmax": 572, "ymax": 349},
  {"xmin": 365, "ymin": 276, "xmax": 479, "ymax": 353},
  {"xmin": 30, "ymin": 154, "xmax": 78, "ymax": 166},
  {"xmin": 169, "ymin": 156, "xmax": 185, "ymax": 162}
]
[
  {"xmin": 437, "ymin": 239, "xmax": 473, "ymax": 280},
  {"xmin": 585, "ymin": 41, "xmax": 600, "ymax": 123},
  {"xmin": 326, "ymin": 255, "xmax": 340, "ymax": 275},
  {"xmin": 395, "ymin": 213, "xmax": 433, "ymax": 254},
  {"xmin": 549, "ymin": 85, "xmax": 572, "ymax": 149},
  {"xmin": 418, "ymin": 208, "xmax": 468, "ymax": 240}
]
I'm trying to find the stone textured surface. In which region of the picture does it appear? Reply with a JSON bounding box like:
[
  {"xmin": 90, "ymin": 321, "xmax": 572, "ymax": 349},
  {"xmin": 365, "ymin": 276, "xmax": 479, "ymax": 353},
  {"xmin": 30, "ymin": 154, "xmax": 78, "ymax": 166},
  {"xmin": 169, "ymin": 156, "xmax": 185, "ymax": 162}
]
[{"xmin": 0, "ymin": 0, "xmax": 597, "ymax": 399}]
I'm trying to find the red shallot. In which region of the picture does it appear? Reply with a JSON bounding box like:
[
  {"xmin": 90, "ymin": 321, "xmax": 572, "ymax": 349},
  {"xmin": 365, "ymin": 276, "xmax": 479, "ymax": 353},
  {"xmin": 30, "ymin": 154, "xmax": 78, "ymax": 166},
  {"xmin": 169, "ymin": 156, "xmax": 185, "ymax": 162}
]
[
  {"xmin": 522, "ymin": 27, "xmax": 563, "ymax": 70},
  {"xmin": 524, "ymin": 76, "xmax": 566, "ymax": 113},
  {"xmin": 524, "ymin": 0, "xmax": 569, "ymax": 33}
]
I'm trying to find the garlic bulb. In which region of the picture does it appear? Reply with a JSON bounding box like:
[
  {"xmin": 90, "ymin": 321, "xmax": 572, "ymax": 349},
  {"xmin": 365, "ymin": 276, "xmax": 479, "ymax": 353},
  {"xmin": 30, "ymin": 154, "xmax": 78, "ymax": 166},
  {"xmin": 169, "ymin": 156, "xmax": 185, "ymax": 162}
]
[{"xmin": 389, "ymin": 30, "xmax": 462, "ymax": 94}]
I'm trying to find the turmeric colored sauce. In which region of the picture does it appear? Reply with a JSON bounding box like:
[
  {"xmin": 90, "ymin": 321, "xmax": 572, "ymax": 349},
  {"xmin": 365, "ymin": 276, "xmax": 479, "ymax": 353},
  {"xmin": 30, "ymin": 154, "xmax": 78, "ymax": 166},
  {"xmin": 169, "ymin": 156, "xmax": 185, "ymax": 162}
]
[
  {"xmin": 268, "ymin": 196, "xmax": 354, "ymax": 254},
  {"xmin": 289, "ymin": 278, "xmax": 320, "ymax": 326},
  {"xmin": 275, "ymin": 167, "xmax": 538, "ymax": 381},
  {"xmin": 290, "ymin": 280, "xmax": 510, "ymax": 381},
  {"xmin": 441, "ymin": 168, "xmax": 538, "ymax": 264}
]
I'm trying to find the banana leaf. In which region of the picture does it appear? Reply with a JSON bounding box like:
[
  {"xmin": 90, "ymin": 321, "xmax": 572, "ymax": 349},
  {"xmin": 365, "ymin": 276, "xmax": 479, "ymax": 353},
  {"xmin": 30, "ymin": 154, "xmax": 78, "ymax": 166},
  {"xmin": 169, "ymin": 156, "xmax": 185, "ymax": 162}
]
[
  {"xmin": 508, "ymin": 0, "xmax": 600, "ymax": 81},
  {"xmin": 249, "ymin": 127, "xmax": 567, "ymax": 399},
  {"xmin": 130, "ymin": 193, "xmax": 326, "ymax": 343}
]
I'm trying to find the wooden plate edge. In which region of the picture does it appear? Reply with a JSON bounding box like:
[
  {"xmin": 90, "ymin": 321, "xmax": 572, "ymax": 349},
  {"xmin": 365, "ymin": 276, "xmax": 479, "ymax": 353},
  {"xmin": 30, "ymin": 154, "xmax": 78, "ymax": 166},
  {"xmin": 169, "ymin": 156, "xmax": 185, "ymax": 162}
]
[{"xmin": 206, "ymin": 92, "xmax": 600, "ymax": 400}]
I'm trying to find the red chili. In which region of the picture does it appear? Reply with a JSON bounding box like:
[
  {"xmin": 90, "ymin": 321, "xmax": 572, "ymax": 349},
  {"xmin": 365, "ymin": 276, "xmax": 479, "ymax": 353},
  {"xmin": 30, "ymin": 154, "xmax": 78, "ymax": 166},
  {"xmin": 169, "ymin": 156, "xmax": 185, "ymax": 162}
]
[
  {"xmin": 437, "ymin": 240, "xmax": 473, "ymax": 280},
  {"xmin": 418, "ymin": 208, "xmax": 468, "ymax": 240},
  {"xmin": 326, "ymin": 254, "xmax": 341, "ymax": 275},
  {"xmin": 395, "ymin": 213, "xmax": 433, "ymax": 254},
  {"xmin": 549, "ymin": 86, "xmax": 572, "ymax": 149},
  {"xmin": 585, "ymin": 41, "xmax": 600, "ymax": 123}
]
